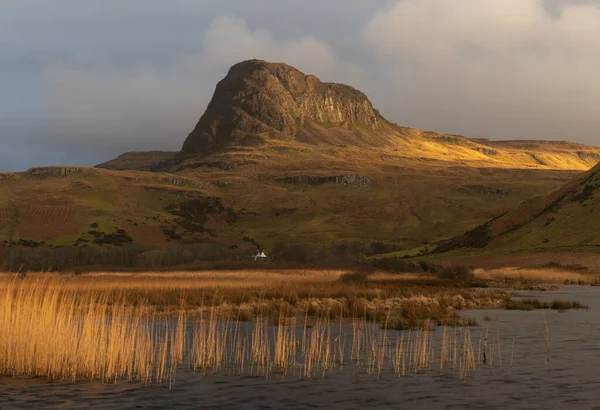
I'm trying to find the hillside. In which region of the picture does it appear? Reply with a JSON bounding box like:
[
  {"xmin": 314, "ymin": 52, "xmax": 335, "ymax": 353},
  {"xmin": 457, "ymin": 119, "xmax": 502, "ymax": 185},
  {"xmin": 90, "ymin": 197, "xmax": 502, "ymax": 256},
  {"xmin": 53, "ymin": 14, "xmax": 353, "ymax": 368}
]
[
  {"xmin": 96, "ymin": 151, "xmax": 177, "ymax": 171},
  {"xmin": 0, "ymin": 167, "xmax": 238, "ymax": 246},
  {"xmin": 1, "ymin": 60, "xmax": 600, "ymax": 269},
  {"xmin": 435, "ymin": 162, "xmax": 600, "ymax": 254}
]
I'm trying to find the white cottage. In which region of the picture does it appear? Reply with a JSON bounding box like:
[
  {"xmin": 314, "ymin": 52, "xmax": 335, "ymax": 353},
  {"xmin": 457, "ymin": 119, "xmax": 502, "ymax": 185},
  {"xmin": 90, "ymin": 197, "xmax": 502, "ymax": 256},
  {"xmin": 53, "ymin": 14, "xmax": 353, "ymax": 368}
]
[{"xmin": 254, "ymin": 251, "xmax": 268, "ymax": 261}]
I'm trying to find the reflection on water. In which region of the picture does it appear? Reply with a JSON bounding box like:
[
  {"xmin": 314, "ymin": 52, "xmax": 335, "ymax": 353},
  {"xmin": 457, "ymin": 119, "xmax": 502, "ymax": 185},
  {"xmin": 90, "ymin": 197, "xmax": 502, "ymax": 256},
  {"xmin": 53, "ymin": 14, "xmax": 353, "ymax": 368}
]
[{"xmin": 2, "ymin": 286, "xmax": 600, "ymax": 409}]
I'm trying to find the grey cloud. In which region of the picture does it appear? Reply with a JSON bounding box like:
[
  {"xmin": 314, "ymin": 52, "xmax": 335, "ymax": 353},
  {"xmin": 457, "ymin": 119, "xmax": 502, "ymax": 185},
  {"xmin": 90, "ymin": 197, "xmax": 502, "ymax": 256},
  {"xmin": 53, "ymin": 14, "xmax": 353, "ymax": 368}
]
[
  {"xmin": 362, "ymin": 0, "xmax": 600, "ymax": 143},
  {"xmin": 35, "ymin": 14, "xmax": 359, "ymax": 169},
  {"xmin": 0, "ymin": 153, "xmax": 15, "ymax": 173},
  {"xmin": 1, "ymin": 0, "xmax": 600, "ymax": 172},
  {"xmin": 0, "ymin": 122, "xmax": 132, "ymax": 171}
]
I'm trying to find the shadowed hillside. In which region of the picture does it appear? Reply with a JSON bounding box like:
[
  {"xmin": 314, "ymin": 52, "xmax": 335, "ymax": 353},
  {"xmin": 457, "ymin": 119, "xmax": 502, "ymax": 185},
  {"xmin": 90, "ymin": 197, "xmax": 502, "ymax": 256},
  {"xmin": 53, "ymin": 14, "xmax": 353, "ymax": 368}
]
[{"xmin": 431, "ymin": 162, "xmax": 600, "ymax": 266}]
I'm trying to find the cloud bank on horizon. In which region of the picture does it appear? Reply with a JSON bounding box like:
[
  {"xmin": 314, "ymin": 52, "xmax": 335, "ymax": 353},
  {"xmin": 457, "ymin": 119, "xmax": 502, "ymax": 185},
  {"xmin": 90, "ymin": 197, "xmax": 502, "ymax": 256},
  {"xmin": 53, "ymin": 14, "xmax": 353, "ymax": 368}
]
[{"xmin": 1, "ymin": 0, "xmax": 599, "ymax": 171}]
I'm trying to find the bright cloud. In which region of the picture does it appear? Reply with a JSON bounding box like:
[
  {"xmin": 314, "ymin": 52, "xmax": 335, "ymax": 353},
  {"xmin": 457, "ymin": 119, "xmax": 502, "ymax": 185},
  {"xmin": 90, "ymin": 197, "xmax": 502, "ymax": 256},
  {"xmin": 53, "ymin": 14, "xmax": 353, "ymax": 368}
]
[{"xmin": 362, "ymin": 0, "xmax": 600, "ymax": 140}]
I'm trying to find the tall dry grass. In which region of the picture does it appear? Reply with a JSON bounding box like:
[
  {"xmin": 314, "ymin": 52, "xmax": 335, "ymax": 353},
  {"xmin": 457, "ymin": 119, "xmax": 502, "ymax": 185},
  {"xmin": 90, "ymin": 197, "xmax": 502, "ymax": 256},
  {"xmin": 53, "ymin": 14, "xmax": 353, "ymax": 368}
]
[
  {"xmin": 0, "ymin": 275, "xmax": 185, "ymax": 385},
  {"xmin": 474, "ymin": 267, "xmax": 600, "ymax": 285},
  {"xmin": 0, "ymin": 270, "xmax": 508, "ymax": 327},
  {"xmin": 0, "ymin": 272, "xmax": 559, "ymax": 387}
]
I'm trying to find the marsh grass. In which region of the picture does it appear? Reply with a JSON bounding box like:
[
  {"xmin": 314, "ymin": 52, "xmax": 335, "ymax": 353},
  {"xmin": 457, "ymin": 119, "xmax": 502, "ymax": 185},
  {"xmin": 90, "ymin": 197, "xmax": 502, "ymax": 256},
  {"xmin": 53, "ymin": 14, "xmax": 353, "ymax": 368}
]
[
  {"xmin": 0, "ymin": 276, "xmax": 181, "ymax": 385},
  {"xmin": 550, "ymin": 300, "xmax": 588, "ymax": 310},
  {"xmin": 0, "ymin": 270, "xmax": 510, "ymax": 329},
  {"xmin": 504, "ymin": 298, "xmax": 589, "ymax": 311},
  {"xmin": 0, "ymin": 271, "xmax": 577, "ymax": 387},
  {"xmin": 475, "ymin": 267, "xmax": 600, "ymax": 288}
]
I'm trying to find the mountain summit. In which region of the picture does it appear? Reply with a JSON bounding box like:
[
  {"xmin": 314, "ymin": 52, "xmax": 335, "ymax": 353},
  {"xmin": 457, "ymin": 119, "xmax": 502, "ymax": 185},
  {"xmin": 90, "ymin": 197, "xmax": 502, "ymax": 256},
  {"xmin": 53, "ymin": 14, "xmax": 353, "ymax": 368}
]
[
  {"xmin": 181, "ymin": 59, "xmax": 389, "ymax": 154},
  {"xmin": 177, "ymin": 60, "xmax": 600, "ymax": 172}
]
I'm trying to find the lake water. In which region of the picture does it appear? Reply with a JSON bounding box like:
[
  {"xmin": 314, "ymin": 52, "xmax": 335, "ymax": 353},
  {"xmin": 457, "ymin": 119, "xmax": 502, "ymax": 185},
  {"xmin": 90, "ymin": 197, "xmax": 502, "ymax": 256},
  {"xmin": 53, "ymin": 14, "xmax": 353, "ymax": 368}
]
[{"xmin": 2, "ymin": 286, "xmax": 600, "ymax": 409}]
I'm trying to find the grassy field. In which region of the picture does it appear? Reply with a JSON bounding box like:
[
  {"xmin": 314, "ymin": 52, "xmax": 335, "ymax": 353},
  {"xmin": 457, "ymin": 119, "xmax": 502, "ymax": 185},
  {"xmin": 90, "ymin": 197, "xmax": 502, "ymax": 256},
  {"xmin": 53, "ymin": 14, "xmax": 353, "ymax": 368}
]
[{"xmin": 0, "ymin": 157, "xmax": 584, "ymax": 254}]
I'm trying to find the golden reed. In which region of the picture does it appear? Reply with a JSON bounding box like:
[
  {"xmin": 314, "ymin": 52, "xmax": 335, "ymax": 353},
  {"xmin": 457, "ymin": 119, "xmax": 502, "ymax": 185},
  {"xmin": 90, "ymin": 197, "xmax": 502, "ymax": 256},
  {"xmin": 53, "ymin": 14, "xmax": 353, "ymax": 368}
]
[{"xmin": 0, "ymin": 275, "xmax": 537, "ymax": 387}]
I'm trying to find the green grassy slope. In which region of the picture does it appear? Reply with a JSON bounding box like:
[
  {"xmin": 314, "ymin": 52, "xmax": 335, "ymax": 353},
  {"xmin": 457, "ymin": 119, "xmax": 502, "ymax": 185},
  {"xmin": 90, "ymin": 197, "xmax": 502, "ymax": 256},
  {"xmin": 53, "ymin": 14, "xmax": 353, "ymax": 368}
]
[
  {"xmin": 0, "ymin": 168, "xmax": 240, "ymax": 249},
  {"xmin": 430, "ymin": 162, "xmax": 600, "ymax": 264}
]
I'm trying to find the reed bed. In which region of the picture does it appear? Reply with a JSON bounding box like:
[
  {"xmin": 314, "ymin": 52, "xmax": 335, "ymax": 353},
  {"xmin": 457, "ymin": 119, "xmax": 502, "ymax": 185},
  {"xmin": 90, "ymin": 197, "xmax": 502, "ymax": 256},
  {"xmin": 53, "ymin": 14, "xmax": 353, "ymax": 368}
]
[
  {"xmin": 0, "ymin": 270, "xmax": 509, "ymax": 330},
  {"xmin": 0, "ymin": 275, "xmax": 554, "ymax": 388},
  {"xmin": 474, "ymin": 267, "xmax": 600, "ymax": 286},
  {"xmin": 0, "ymin": 276, "xmax": 171, "ymax": 384},
  {"xmin": 504, "ymin": 297, "xmax": 589, "ymax": 311}
]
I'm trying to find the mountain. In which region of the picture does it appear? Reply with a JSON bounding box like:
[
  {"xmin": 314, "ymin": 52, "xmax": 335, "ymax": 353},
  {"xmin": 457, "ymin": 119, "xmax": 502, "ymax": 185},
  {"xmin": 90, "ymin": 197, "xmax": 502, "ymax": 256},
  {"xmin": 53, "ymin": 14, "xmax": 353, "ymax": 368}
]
[
  {"xmin": 2, "ymin": 59, "xmax": 600, "ymax": 268},
  {"xmin": 103, "ymin": 60, "xmax": 600, "ymax": 172},
  {"xmin": 174, "ymin": 59, "xmax": 600, "ymax": 170},
  {"xmin": 181, "ymin": 59, "xmax": 388, "ymax": 153}
]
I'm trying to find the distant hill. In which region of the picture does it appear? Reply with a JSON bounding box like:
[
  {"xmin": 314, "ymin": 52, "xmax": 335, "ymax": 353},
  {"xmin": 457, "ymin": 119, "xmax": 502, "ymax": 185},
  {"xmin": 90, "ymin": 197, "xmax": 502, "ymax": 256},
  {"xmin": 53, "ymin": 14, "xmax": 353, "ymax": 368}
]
[
  {"xmin": 1, "ymin": 59, "xmax": 599, "ymax": 268},
  {"xmin": 96, "ymin": 151, "xmax": 177, "ymax": 171}
]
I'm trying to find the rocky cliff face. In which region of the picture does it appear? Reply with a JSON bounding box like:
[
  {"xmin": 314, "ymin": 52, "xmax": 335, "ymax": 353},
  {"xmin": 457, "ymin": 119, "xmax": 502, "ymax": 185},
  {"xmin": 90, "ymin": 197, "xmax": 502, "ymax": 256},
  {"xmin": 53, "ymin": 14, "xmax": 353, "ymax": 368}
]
[
  {"xmin": 24, "ymin": 167, "xmax": 90, "ymax": 179},
  {"xmin": 276, "ymin": 174, "xmax": 373, "ymax": 187},
  {"xmin": 181, "ymin": 59, "xmax": 386, "ymax": 154}
]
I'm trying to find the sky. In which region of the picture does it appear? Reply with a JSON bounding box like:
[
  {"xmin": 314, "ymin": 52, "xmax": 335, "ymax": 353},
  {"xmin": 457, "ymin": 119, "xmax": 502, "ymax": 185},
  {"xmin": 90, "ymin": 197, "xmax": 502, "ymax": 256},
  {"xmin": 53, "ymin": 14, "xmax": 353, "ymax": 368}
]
[{"xmin": 1, "ymin": 0, "xmax": 600, "ymax": 172}]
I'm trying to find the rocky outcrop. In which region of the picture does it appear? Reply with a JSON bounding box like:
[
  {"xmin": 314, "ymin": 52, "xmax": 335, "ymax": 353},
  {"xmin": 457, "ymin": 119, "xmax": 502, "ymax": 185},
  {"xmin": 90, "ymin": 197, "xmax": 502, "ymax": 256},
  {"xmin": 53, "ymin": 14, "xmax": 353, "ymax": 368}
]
[
  {"xmin": 156, "ymin": 176, "xmax": 193, "ymax": 186},
  {"xmin": 425, "ymin": 133, "xmax": 474, "ymax": 147},
  {"xmin": 176, "ymin": 160, "xmax": 258, "ymax": 172},
  {"xmin": 181, "ymin": 59, "xmax": 386, "ymax": 154},
  {"xmin": 528, "ymin": 153, "xmax": 546, "ymax": 166},
  {"xmin": 471, "ymin": 147, "xmax": 498, "ymax": 156},
  {"xmin": 458, "ymin": 185, "xmax": 510, "ymax": 197},
  {"xmin": 277, "ymin": 174, "xmax": 373, "ymax": 187},
  {"xmin": 24, "ymin": 167, "xmax": 90, "ymax": 179},
  {"xmin": 577, "ymin": 151, "xmax": 600, "ymax": 164},
  {"xmin": 0, "ymin": 173, "xmax": 17, "ymax": 182}
]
